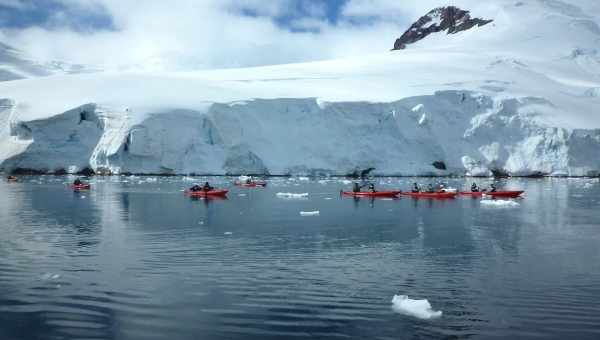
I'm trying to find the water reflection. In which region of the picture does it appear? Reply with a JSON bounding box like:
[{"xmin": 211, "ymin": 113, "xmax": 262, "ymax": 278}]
[{"xmin": 0, "ymin": 177, "xmax": 599, "ymax": 340}]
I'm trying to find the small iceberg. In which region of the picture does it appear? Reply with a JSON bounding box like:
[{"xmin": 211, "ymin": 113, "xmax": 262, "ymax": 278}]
[
  {"xmin": 391, "ymin": 295, "xmax": 442, "ymax": 320},
  {"xmin": 277, "ymin": 192, "xmax": 309, "ymax": 199},
  {"xmin": 300, "ymin": 211, "xmax": 320, "ymax": 216},
  {"xmin": 224, "ymin": 232, "xmax": 233, "ymax": 235},
  {"xmin": 481, "ymin": 199, "xmax": 520, "ymax": 208}
]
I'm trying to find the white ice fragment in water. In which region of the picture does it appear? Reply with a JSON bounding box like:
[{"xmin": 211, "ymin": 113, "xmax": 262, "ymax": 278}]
[
  {"xmin": 238, "ymin": 193, "xmax": 247, "ymax": 197},
  {"xmin": 480, "ymin": 199, "xmax": 520, "ymax": 208},
  {"xmin": 341, "ymin": 180, "xmax": 352, "ymax": 185},
  {"xmin": 324, "ymin": 197, "xmax": 333, "ymax": 200},
  {"xmin": 418, "ymin": 113, "xmax": 428, "ymax": 126},
  {"xmin": 41, "ymin": 273, "xmax": 61, "ymax": 280},
  {"xmin": 224, "ymin": 232, "xmax": 233, "ymax": 235},
  {"xmin": 277, "ymin": 192, "xmax": 309, "ymax": 199},
  {"xmin": 391, "ymin": 295, "xmax": 442, "ymax": 320},
  {"xmin": 297, "ymin": 176, "xmax": 310, "ymax": 181},
  {"xmin": 300, "ymin": 211, "xmax": 320, "ymax": 216}
]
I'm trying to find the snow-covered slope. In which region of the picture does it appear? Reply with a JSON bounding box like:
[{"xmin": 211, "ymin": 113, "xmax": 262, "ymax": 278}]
[
  {"xmin": 0, "ymin": 42, "xmax": 96, "ymax": 82},
  {"xmin": 0, "ymin": 0, "xmax": 599, "ymax": 176}
]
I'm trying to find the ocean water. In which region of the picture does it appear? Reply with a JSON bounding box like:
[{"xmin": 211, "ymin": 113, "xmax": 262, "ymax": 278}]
[{"xmin": 1, "ymin": 176, "xmax": 599, "ymax": 340}]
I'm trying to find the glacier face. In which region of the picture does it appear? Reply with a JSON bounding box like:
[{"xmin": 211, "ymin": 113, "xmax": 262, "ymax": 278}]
[
  {"xmin": 1, "ymin": 91, "xmax": 598, "ymax": 176},
  {"xmin": 0, "ymin": 0, "xmax": 599, "ymax": 176}
]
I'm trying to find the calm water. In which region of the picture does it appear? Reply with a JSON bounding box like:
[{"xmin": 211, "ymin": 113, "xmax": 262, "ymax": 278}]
[{"xmin": 1, "ymin": 176, "xmax": 600, "ymax": 340}]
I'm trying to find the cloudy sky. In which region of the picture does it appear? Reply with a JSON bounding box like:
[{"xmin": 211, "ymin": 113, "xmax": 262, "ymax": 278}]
[{"xmin": 0, "ymin": 0, "xmax": 454, "ymax": 71}]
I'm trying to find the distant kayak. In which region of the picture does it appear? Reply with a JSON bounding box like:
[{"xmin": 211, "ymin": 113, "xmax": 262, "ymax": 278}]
[
  {"xmin": 341, "ymin": 191, "xmax": 401, "ymax": 197},
  {"xmin": 70, "ymin": 184, "xmax": 91, "ymax": 190},
  {"xmin": 234, "ymin": 181, "xmax": 267, "ymax": 187},
  {"xmin": 459, "ymin": 191, "xmax": 524, "ymax": 198},
  {"xmin": 399, "ymin": 192, "xmax": 457, "ymax": 199},
  {"xmin": 185, "ymin": 189, "xmax": 228, "ymax": 197}
]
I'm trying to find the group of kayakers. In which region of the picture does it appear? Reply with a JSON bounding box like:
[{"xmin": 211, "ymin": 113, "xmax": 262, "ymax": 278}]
[
  {"xmin": 6, "ymin": 175, "xmax": 518, "ymax": 200},
  {"xmin": 189, "ymin": 182, "xmax": 214, "ymax": 192},
  {"xmin": 470, "ymin": 182, "xmax": 496, "ymax": 192}
]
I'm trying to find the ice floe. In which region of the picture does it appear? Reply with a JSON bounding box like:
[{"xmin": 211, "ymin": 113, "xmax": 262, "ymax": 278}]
[
  {"xmin": 480, "ymin": 199, "xmax": 520, "ymax": 208},
  {"xmin": 276, "ymin": 192, "xmax": 309, "ymax": 199},
  {"xmin": 391, "ymin": 295, "xmax": 442, "ymax": 320}
]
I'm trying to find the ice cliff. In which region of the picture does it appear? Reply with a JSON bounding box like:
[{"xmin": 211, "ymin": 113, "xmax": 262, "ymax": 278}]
[{"xmin": 0, "ymin": 0, "xmax": 599, "ymax": 176}]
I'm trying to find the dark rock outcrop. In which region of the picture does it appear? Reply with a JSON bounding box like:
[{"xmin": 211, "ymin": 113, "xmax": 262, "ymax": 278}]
[{"xmin": 393, "ymin": 6, "xmax": 493, "ymax": 50}]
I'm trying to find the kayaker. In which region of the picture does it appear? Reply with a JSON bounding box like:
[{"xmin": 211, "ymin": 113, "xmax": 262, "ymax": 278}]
[
  {"xmin": 471, "ymin": 182, "xmax": 479, "ymax": 192},
  {"xmin": 202, "ymin": 182, "xmax": 214, "ymax": 192},
  {"xmin": 368, "ymin": 183, "xmax": 376, "ymax": 193},
  {"xmin": 489, "ymin": 183, "xmax": 497, "ymax": 192},
  {"xmin": 352, "ymin": 182, "xmax": 361, "ymax": 193},
  {"xmin": 190, "ymin": 184, "xmax": 202, "ymax": 192},
  {"xmin": 73, "ymin": 178, "xmax": 83, "ymax": 186},
  {"xmin": 426, "ymin": 183, "xmax": 435, "ymax": 193},
  {"xmin": 7, "ymin": 175, "xmax": 17, "ymax": 182},
  {"xmin": 245, "ymin": 177, "xmax": 252, "ymax": 184},
  {"xmin": 411, "ymin": 183, "xmax": 420, "ymax": 193}
]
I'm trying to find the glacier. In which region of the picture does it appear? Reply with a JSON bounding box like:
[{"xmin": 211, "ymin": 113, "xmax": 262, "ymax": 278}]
[{"xmin": 0, "ymin": 0, "xmax": 599, "ymax": 176}]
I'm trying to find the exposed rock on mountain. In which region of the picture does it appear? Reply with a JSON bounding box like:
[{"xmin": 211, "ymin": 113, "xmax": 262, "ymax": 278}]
[{"xmin": 393, "ymin": 6, "xmax": 493, "ymax": 50}]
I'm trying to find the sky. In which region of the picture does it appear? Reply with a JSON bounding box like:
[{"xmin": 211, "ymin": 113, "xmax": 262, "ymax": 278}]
[{"xmin": 0, "ymin": 0, "xmax": 455, "ymax": 71}]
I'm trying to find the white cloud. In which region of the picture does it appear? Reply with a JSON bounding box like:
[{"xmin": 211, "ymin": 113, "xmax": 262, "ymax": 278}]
[{"xmin": 0, "ymin": 0, "xmax": 432, "ymax": 71}]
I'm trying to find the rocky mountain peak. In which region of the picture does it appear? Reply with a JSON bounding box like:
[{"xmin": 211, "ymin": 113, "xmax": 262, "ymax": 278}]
[{"xmin": 393, "ymin": 6, "xmax": 493, "ymax": 50}]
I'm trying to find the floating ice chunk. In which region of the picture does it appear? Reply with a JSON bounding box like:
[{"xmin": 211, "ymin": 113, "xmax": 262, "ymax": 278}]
[
  {"xmin": 341, "ymin": 180, "xmax": 352, "ymax": 185},
  {"xmin": 583, "ymin": 182, "xmax": 594, "ymax": 189},
  {"xmin": 391, "ymin": 295, "xmax": 442, "ymax": 320},
  {"xmin": 324, "ymin": 197, "xmax": 333, "ymax": 200},
  {"xmin": 418, "ymin": 113, "xmax": 428, "ymax": 126},
  {"xmin": 238, "ymin": 193, "xmax": 247, "ymax": 197},
  {"xmin": 297, "ymin": 176, "xmax": 310, "ymax": 181},
  {"xmin": 300, "ymin": 211, "xmax": 320, "ymax": 216},
  {"xmin": 277, "ymin": 192, "xmax": 309, "ymax": 199},
  {"xmin": 41, "ymin": 273, "xmax": 61, "ymax": 280},
  {"xmin": 238, "ymin": 175, "xmax": 251, "ymax": 181},
  {"xmin": 224, "ymin": 232, "xmax": 233, "ymax": 235},
  {"xmin": 481, "ymin": 199, "xmax": 520, "ymax": 208}
]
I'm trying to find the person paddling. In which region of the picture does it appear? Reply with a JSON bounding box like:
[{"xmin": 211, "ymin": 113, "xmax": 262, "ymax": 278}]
[
  {"xmin": 189, "ymin": 184, "xmax": 202, "ymax": 192},
  {"xmin": 426, "ymin": 183, "xmax": 435, "ymax": 193},
  {"xmin": 202, "ymin": 182, "xmax": 214, "ymax": 192},
  {"xmin": 73, "ymin": 178, "xmax": 84, "ymax": 186},
  {"xmin": 489, "ymin": 183, "xmax": 497, "ymax": 192},
  {"xmin": 471, "ymin": 182, "xmax": 479, "ymax": 192},
  {"xmin": 368, "ymin": 183, "xmax": 376, "ymax": 193},
  {"xmin": 352, "ymin": 182, "xmax": 361, "ymax": 193},
  {"xmin": 411, "ymin": 183, "xmax": 420, "ymax": 193}
]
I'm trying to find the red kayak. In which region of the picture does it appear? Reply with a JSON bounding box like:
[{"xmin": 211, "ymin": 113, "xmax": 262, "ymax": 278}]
[
  {"xmin": 399, "ymin": 192, "xmax": 457, "ymax": 199},
  {"xmin": 234, "ymin": 181, "xmax": 267, "ymax": 187},
  {"xmin": 459, "ymin": 191, "xmax": 524, "ymax": 198},
  {"xmin": 185, "ymin": 189, "xmax": 228, "ymax": 197},
  {"xmin": 70, "ymin": 184, "xmax": 91, "ymax": 190},
  {"xmin": 341, "ymin": 191, "xmax": 401, "ymax": 198}
]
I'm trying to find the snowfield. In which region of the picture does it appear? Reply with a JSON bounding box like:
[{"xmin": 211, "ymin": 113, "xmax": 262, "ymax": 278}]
[{"xmin": 0, "ymin": 0, "xmax": 599, "ymax": 176}]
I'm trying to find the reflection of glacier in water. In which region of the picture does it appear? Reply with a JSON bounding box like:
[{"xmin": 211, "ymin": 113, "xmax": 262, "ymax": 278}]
[{"xmin": 0, "ymin": 177, "xmax": 599, "ymax": 339}]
